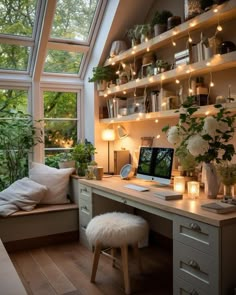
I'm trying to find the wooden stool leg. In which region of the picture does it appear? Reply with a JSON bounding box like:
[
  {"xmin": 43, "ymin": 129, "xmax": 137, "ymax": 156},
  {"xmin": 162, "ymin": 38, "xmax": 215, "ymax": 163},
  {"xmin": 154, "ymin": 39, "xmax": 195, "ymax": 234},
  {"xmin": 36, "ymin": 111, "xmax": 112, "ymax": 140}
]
[
  {"xmin": 111, "ymin": 247, "xmax": 117, "ymax": 267},
  {"xmin": 121, "ymin": 245, "xmax": 130, "ymax": 295},
  {"xmin": 133, "ymin": 243, "xmax": 142, "ymax": 273},
  {"xmin": 91, "ymin": 241, "xmax": 101, "ymax": 283}
]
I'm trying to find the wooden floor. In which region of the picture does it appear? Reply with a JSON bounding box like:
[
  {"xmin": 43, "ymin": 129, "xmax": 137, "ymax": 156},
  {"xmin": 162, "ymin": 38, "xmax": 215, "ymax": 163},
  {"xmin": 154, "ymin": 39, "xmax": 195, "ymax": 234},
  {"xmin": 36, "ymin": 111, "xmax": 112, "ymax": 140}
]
[{"xmin": 9, "ymin": 241, "xmax": 173, "ymax": 295}]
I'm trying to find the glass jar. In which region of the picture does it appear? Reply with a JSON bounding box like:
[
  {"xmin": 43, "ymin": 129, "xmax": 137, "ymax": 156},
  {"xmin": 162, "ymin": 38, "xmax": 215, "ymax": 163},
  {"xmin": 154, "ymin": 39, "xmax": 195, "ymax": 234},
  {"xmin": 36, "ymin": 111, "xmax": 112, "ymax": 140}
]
[
  {"xmin": 223, "ymin": 184, "xmax": 235, "ymax": 199},
  {"xmin": 184, "ymin": 0, "xmax": 202, "ymax": 20}
]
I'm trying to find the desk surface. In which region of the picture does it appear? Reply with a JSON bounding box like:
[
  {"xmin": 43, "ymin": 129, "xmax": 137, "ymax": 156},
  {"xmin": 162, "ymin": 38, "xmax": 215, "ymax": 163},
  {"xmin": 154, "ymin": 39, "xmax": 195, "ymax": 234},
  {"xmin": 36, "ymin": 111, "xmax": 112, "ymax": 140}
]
[{"xmin": 77, "ymin": 176, "xmax": 236, "ymax": 227}]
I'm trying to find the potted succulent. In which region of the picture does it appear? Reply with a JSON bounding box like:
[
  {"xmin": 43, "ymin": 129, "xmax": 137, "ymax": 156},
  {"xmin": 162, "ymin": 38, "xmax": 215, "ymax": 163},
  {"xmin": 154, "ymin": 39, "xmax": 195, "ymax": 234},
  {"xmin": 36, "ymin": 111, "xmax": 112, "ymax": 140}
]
[
  {"xmin": 88, "ymin": 66, "xmax": 117, "ymax": 91},
  {"xmin": 151, "ymin": 10, "xmax": 173, "ymax": 36},
  {"xmin": 72, "ymin": 139, "xmax": 96, "ymax": 176},
  {"xmin": 126, "ymin": 27, "xmax": 140, "ymax": 47},
  {"xmin": 134, "ymin": 24, "xmax": 152, "ymax": 43}
]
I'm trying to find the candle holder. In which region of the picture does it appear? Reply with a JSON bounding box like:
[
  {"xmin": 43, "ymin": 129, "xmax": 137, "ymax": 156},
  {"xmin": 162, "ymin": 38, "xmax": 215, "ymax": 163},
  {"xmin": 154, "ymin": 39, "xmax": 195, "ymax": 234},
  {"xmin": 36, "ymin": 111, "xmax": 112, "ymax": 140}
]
[
  {"xmin": 174, "ymin": 176, "xmax": 185, "ymax": 193},
  {"xmin": 188, "ymin": 181, "xmax": 200, "ymax": 199}
]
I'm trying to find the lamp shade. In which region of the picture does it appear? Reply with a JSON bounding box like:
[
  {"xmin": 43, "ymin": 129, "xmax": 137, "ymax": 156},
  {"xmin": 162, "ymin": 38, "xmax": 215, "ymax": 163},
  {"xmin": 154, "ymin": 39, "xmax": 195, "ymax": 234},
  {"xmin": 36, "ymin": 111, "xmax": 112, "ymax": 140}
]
[
  {"xmin": 117, "ymin": 125, "xmax": 128, "ymax": 139},
  {"xmin": 102, "ymin": 128, "xmax": 115, "ymax": 141}
]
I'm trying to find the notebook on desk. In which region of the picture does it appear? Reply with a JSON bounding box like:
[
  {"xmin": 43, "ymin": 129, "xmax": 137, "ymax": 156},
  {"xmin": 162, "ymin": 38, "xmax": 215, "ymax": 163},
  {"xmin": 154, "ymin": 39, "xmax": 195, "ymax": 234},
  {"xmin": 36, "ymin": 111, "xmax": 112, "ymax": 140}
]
[{"xmin": 154, "ymin": 189, "xmax": 183, "ymax": 200}]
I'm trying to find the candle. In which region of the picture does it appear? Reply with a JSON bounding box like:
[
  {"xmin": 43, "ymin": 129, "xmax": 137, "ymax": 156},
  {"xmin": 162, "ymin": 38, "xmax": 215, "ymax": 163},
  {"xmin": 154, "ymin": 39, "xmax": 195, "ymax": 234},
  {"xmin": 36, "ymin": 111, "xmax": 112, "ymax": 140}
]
[
  {"xmin": 188, "ymin": 181, "xmax": 200, "ymax": 199},
  {"xmin": 174, "ymin": 176, "xmax": 185, "ymax": 193}
]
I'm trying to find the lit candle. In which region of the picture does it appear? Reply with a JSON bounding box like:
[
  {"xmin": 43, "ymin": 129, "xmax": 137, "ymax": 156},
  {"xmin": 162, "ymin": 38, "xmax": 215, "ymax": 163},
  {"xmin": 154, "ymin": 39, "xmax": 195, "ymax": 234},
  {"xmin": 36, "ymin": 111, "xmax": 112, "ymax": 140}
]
[
  {"xmin": 174, "ymin": 176, "xmax": 185, "ymax": 193},
  {"xmin": 188, "ymin": 181, "xmax": 200, "ymax": 199}
]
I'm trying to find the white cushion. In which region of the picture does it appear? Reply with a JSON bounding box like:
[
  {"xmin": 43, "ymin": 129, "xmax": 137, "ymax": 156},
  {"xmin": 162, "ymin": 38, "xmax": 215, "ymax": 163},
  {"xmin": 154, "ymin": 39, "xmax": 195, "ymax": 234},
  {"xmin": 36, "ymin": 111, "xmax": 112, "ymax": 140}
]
[
  {"xmin": 29, "ymin": 162, "xmax": 75, "ymax": 204},
  {"xmin": 86, "ymin": 212, "xmax": 149, "ymax": 247},
  {"xmin": 0, "ymin": 177, "xmax": 47, "ymax": 217}
]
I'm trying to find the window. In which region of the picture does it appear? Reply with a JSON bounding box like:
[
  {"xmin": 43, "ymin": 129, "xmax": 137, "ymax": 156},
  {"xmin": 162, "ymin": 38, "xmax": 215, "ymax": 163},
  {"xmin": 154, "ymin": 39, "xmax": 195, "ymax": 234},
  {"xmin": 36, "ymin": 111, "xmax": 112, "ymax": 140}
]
[{"xmin": 43, "ymin": 90, "xmax": 80, "ymax": 157}]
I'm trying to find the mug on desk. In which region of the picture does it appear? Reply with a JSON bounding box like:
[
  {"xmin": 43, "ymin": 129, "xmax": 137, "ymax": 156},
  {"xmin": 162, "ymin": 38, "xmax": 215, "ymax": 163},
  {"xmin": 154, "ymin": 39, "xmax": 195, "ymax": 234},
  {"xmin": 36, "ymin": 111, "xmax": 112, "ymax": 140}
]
[{"xmin": 94, "ymin": 166, "xmax": 104, "ymax": 180}]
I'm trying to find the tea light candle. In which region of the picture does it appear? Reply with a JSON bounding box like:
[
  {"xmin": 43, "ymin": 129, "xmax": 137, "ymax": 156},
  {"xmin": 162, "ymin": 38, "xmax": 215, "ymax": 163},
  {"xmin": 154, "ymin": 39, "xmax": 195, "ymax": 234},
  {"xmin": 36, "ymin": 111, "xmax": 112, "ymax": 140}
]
[
  {"xmin": 174, "ymin": 176, "xmax": 185, "ymax": 193},
  {"xmin": 188, "ymin": 181, "xmax": 200, "ymax": 199}
]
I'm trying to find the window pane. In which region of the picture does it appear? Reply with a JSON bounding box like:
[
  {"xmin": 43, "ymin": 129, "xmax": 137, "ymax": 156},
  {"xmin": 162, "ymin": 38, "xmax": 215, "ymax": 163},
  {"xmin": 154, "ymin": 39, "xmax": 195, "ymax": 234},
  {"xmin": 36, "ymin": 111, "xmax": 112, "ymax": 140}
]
[
  {"xmin": 0, "ymin": 89, "xmax": 28, "ymax": 116},
  {"xmin": 51, "ymin": 0, "xmax": 99, "ymax": 42},
  {"xmin": 0, "ymin": 0, "xmax": 37, "ymax": 37},
  {"xmin": 44, "ymin": 91, "xmax": 77, "ymax": 118},
  {"xmin": 0, "ymin": 44, "xmax": 30, "ymax": 71},
  {"xmin": 44, "ymin": 49, "xmax": 83, "ymax": 74},
  {"xmin": 44, "ymin": 120, "xmax": 77, "ymax": 149}
]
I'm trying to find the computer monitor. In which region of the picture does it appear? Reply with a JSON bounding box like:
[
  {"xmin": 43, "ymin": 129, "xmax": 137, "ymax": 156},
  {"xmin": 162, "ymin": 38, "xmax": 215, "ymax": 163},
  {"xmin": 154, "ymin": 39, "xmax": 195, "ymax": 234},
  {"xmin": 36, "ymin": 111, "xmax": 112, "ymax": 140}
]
[{"xmin": 137, "ymin": 147, "xmax": 174, "ymax": 186}]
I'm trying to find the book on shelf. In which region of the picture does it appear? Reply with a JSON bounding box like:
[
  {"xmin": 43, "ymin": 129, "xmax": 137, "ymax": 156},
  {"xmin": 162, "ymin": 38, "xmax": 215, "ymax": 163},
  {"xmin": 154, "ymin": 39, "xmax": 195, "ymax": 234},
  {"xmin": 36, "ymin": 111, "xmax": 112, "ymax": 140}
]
[
  {"xmin": 154, "ymin": 190, "xmax": 183, "ymax": 200},
  {"xmin": 201, "ymin": 201, "xmax": 236, "ymax": 214}
]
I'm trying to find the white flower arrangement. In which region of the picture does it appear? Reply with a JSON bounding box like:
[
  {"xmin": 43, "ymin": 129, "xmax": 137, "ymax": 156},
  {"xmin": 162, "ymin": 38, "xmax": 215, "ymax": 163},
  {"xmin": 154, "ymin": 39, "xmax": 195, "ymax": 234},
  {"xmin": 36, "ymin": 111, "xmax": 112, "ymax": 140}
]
[{"xmin": 163, "ymin": 96, "xmax": 236, "ymax": 164}]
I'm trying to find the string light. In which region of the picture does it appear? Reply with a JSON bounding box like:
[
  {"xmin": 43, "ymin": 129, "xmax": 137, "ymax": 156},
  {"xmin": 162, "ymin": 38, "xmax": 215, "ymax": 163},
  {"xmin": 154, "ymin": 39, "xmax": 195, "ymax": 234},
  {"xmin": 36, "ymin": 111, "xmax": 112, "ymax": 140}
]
[
  {"xmin": 172, "ymin": 38, "xmax": 176, "ymax": 46},
  {"xmin": 175, "ymin": 79, "xmax": 180, "ymax": 84},
  {"xmin": 209, "ymin": 71, "xmax": 214, "ymax": 87},
  {"xmin": 188, "ymin": 31, "xmax": 193, "ymax": 43}
]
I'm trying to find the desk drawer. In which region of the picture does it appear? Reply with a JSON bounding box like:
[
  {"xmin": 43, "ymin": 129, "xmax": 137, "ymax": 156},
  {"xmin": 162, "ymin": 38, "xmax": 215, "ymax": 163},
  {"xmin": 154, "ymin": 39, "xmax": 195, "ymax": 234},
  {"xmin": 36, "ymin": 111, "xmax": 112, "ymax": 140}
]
[
  {"xmin": 79, "ymin": 184, "xmax": 92, "ymax": 201},
  {"xmin": 174, "ymin": 277, "xmax": 208, "ymax": 295},
  {"xmin": 174, "ymin": 241, "xmax": 218, "ymax": 294},
  {"xmin": 79, "ymin": 198, "xmax": 92, "ymax": 226},
  {"xmin": 173, "ymin": 215, "xmax": 219, "ymax": 255}
]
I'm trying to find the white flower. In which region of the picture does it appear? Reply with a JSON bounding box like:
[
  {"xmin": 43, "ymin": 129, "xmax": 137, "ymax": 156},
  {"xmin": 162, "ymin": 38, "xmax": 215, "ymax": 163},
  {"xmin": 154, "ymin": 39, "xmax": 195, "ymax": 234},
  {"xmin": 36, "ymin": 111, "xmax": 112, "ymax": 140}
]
[
  {"xmin": 167, "ymin": 126, "xmax": 182, "ymax": 145},
  {"xmin": 187, "ymin": 134, "xmax": 209, "ymax": 157},
  {"xmin": 202, "ymin": 116, "xmax": 219, "ymax": 138},
  {"xmin": 218, "ymin": 121, "xmax": 230, "ymax": 133}
]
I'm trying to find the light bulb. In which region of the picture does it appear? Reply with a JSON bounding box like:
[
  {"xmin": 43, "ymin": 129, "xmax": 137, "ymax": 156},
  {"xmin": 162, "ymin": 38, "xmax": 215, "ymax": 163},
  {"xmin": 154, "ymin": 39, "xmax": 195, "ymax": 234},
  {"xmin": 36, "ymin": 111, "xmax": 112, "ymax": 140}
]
[
  {"xmin": 188, "ymin": 36, "xmax": 192, "ymax": 43},
  {"xmin": 172, "ymin": 40, "xmax": 176, "ymax": 46},
  {"xmin": 217, "ymin": 25, "xmax": 223, "ymax": 31},
  {"xmin": 146, "ymin": 47, "xmax": 150, "ymax": 52},
  {"xmin": 176, "ymin": 79, "xmax": 180, "ymax": 84},
  {"xmin": 210, "ymin": 81, "xmax": 214, "ymax": 87}
]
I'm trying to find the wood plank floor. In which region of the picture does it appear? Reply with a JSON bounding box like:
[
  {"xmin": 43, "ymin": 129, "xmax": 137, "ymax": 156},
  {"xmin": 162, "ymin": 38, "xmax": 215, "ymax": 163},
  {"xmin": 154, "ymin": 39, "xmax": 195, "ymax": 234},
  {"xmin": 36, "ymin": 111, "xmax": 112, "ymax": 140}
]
[{"xmin": 9, "ymin": 241, "xmax": 173, "ymax": 295}]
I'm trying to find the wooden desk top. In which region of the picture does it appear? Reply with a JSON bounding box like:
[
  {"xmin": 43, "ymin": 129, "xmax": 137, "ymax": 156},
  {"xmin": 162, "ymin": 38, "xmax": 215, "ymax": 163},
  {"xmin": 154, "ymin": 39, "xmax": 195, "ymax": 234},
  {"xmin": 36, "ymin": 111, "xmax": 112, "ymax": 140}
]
[{"xmin": 77, "ymin": 176, "xmax": 236, "ymax": 227}]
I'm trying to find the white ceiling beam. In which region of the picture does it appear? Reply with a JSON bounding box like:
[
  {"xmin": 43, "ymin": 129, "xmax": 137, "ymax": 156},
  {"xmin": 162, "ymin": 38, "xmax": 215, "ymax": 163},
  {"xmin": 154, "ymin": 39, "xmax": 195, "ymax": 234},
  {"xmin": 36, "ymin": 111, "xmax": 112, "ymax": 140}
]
[{"xmin": 32, "ymin": 0, "xmax": 57, "ymax": 82}]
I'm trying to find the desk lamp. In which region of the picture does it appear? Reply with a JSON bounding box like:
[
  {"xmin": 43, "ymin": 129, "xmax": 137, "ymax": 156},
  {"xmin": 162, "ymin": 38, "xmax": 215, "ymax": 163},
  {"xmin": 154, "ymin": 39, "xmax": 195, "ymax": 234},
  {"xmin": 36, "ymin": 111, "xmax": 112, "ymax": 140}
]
[
  {"xmin": 102, "ymin": 128, "xmax": 115, "ymax": 174},
  {"xmin": 117, "ymin": 125, "xmax": 128, "ymax": 139}
]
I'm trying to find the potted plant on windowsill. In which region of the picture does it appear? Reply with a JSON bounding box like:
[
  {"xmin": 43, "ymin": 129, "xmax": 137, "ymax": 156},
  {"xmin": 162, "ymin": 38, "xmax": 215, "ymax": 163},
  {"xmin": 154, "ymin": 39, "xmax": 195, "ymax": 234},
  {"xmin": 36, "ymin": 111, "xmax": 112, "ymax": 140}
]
[
  {"xmin": 88, "ymin": 66, "xmax": 117, "ymax": 91},
  {"xmin": 58, "ymin": 151, "xmax": 76, "ymax": 169},
  {"xmin": 72, "ymin": 139, "xmax": 96, "ymax": 176},
  {"xmin": 151, "ymin": 10, "xmax": 173, "ymax": 36}
]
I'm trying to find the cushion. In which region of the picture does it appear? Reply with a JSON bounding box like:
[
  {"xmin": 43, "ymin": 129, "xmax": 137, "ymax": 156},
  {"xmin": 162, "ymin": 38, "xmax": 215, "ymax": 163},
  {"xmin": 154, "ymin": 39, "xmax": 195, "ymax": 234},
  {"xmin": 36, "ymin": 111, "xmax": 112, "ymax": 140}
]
[
  {"xmin": 0, "ymin": 177, "xmax": 48, "ymax": 217},
  {"xmin": 29, "ymin": 162, "xmax": 75, "ymax": 204}
]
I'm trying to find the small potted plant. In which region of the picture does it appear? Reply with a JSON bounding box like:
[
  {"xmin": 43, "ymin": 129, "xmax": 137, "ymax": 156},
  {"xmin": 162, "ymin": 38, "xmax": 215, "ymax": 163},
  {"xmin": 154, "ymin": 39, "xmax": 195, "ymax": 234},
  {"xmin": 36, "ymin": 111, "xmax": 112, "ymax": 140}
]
[
  {"xmin": 151, "ymin": 10, "xmax": 173, "ymax": 36},
  {"xmin": 88, "ymin": 66, "xmax": 117, "ymax": 91},
  {"xmin": 72, "ymin": 139, "xmax": 96, "ymax": 176},
  {"xmin": 134, "ymin": 24, "xmax": 152, "ymax": 43},
  {"xmin": 126, "ymin": 27, "xmax": 139, "ymax": 47},
  {"xmin": 58, "ymin": 151, "xmax": 76, "ymax": 169}
]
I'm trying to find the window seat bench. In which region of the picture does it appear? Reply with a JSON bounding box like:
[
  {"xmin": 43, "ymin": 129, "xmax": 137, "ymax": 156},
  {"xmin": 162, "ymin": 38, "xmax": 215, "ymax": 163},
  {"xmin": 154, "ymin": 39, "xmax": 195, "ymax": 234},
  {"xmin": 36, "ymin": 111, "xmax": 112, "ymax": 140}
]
[{"xmin": 0, "ymin": 202, "xmax": 79, "ymax": 252}]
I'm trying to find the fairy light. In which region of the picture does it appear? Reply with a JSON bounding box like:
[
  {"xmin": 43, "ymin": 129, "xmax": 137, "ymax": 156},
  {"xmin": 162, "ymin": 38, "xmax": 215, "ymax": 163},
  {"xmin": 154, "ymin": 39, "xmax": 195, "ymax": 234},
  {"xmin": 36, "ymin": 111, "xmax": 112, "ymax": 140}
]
[
  {"xmin": 122, "ymin": 62, "xmax": 126, "ymax": 69},
  {"xmin": 176, "ymin": 79, "xmax": 180, "ymax": 84},
  {"xmin": 209, "ymin": 71, "xmax": 214, "ymax": 87},
  {"xmin": 217, "ymin": 24, "xmax": 223, "ymax": 31},
  {"xmin": 188, "ymin": 31, "xmax": 193, "ymax": 43},
  {"xmin": 156, "ymin": 134, "xmax": 160, "ymax": 139},
  {"xmin": 155, "ymin": 119, "xmax": 159, "ymax": 123},
  {"xmin": 123, "ymin": 90, "xmax": 126, "ymax": 94},
  {"xmin": 213, "ymin": 8, "xmax": 218, "ymax": 13},
  {"xmin": 112, "ymin": 61, "xmax": 115, "ymax": 66},
  {"xmin": 172, "ymin": 39, "xmax": 176, "ymax": 46},
  {"xmin": 146, "ymin": 47, "xmax": 150, "ymax": 52},
  {"xmin": 134, "ymin": 88, "xmax": 137, "ymax": 97}
]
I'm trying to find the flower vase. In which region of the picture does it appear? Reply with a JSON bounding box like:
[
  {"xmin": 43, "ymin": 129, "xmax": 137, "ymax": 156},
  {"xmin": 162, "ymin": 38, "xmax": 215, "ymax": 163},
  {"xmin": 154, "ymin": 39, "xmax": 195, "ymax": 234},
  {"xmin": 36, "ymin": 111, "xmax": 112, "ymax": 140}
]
[{"xmin": 203, "ymin": 163, "xmax": 220, "ymax": 198}]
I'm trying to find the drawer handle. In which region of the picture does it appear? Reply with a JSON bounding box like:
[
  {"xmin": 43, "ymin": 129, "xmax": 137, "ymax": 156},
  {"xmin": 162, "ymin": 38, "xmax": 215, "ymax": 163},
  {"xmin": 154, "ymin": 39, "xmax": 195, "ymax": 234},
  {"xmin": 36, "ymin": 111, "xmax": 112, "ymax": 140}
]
[
  {"xmin": 189, "ymin": 223, "xmax": 201, "ymax": 232},
  {"xmin": 188, "ymin": 259, "xmax": 200, "ymax": 271},
  {"xmin": 81, "ymin": 205, "xmax": 88, "ymax": 211},
  {"xmin": 80, "ymin": 187, "xmax": 88, "ymax": 193},
  {"xmin": 189, "ymin": 290, "xmax": 199, "ymax": 295}
]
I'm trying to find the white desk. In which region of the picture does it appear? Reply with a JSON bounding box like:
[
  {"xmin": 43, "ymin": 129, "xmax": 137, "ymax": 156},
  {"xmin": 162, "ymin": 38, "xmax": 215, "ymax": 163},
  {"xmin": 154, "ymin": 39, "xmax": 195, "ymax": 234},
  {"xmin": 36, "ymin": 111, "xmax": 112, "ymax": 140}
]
[{"xmin": 74, "ymin": 176, "xmax": 236, "ymax": 295}]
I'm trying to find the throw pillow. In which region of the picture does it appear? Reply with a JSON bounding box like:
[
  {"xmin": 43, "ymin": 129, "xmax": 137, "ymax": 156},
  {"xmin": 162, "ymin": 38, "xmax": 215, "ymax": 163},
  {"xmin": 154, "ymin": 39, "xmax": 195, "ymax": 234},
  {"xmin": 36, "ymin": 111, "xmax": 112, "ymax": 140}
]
[
  {"xmin": 29, "ymin": 162, "xmax": 75, "ymax": 204},
  {"xmin": 0, "ymin": 177, "xmax": 48, "ymax": 217}
]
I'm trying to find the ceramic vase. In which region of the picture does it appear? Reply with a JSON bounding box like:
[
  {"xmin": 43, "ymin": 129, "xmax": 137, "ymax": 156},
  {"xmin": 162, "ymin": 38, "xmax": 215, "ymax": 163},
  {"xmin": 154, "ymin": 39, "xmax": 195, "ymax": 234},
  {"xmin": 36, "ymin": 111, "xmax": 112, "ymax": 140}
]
[{"xmin": 203, "ymin": 162, "xmax": 220, "ymax": 198}]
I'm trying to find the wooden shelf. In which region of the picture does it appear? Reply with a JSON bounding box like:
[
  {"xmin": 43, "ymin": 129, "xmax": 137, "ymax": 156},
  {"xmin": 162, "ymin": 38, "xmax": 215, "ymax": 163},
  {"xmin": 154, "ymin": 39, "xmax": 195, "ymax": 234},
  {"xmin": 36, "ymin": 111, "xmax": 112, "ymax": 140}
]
[
  {"xmin": 100, "ymin": 102, "xmax": 236, "ymax": 124},
  {"xmin": 101, "ymin": 51, "xmax": 236, "ymax": 97},
  {"xmin": 104, "ymin": 0, "xmax": 236, "ymax": 67}
]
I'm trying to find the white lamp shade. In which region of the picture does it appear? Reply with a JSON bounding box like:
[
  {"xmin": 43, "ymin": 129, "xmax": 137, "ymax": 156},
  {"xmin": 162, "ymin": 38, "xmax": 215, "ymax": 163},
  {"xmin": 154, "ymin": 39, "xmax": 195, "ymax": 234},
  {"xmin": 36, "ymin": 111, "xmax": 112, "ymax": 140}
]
[{"xmin": 102, "ymin": 128, "xmax": 115, "ymax": 141}]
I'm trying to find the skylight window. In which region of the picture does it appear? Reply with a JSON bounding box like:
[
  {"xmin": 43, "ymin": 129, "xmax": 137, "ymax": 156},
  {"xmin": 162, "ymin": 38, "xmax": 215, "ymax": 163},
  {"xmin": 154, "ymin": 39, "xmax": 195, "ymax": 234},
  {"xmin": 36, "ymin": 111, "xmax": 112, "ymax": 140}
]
[
  {"xmin": 0, "ymin": 0, "xmax": 37, "ymax": 37},
  {"xmin": 50, "ymin": 0, "xmax": 99, "ymax": 43}
]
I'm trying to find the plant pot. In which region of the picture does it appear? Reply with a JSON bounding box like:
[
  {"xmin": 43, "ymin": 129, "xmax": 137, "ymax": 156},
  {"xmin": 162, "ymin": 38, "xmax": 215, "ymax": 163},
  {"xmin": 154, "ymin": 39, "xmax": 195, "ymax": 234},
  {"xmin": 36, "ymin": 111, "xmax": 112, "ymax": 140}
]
[
  {"xmin": 77, "ymin": 162, "xmax": 88, "ymax": 177},
  {"xmin": 154, "ymin": 24, "xmax": 166, "ymax": 36},
  {"xmin": 96, "ymin": 80, "xmax": 107, "ymax": 91},
  {"xmin": 59, "ymin": 160, "xmax": 76, "ymax": 169}
]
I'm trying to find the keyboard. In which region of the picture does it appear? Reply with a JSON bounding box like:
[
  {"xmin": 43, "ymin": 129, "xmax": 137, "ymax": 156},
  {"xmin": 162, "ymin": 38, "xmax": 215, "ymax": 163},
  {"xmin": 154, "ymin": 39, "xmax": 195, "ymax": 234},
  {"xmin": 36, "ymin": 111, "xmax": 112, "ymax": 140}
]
[{"xmin": 124, "ymin": 184, "xmax": 150, "ymax": 192}]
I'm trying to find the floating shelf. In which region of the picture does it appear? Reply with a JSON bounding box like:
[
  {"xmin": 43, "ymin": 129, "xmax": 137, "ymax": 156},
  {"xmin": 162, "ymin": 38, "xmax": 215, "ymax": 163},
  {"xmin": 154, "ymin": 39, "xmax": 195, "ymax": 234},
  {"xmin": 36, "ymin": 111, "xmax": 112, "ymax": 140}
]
[
  {"xmin": 100, "ymin": 51, "xmax": 236, "ymax": 97},
  {"xmin": 100, "ymin": 102, "xmax": 236, "ymax": 124},
  {"xmin": 104, "ymin": 0, "xmax": 236, "ymax": 67}
]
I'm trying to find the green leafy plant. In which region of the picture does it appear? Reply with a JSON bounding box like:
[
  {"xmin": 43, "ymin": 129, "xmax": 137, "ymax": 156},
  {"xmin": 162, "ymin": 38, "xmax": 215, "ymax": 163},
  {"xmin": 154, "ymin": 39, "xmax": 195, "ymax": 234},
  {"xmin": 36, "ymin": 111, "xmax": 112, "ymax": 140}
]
[
  {"xmin": 162, "ymin": 96, "xmax": 236, "ymax": 164},
  {"xmin": 88, "ymin": 66, "xmax": 117, "ymax": 83},
  {"xmin": 0, "ymin": 110, "xmax": 43, "ymax": 190},
  {"xmin": 72, "ymin": 139, "xmax": 96, "ymax": 164},
  {"xmin": 151, "ymin": 10, "xmax": 173, "ymax": 26}
]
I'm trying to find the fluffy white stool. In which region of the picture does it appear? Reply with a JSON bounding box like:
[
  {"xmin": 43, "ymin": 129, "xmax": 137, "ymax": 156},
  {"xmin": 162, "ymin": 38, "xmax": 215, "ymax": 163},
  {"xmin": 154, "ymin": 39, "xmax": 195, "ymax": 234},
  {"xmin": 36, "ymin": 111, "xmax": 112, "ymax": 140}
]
[{"xmin": 86, "ymin": 212, "xmax": 149, "ymax": 295}]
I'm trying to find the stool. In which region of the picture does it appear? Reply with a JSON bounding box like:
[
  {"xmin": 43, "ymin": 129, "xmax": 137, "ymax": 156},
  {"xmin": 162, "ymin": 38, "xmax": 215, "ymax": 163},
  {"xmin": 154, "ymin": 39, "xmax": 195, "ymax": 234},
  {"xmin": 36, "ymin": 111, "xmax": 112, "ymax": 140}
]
[{"xmin": 85, "ymin": 212, "xmax": 149, "ymax": 295}]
